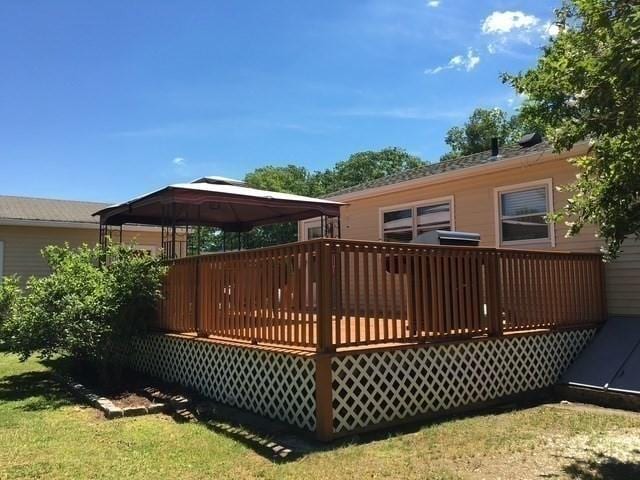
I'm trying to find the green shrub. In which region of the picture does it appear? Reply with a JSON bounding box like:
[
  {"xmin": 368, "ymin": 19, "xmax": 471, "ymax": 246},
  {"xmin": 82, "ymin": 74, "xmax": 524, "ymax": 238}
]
[
  {"xmin": 0, "ymin": 276, "xmax": 21, "ymax": 348},
  {"xmin": 1, "ymin": 242, "xmax": 167, "ymax": 372}
]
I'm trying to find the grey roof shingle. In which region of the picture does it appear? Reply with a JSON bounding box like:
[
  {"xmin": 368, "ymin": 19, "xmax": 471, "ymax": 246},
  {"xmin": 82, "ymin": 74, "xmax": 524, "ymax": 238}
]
[
  {"xmin": 0, "ymin": 196, "xmax": 109, "ymax": 224},
  {"xmin": 326, "ymin": 140, "xmax": 553, "ymax": 198}
]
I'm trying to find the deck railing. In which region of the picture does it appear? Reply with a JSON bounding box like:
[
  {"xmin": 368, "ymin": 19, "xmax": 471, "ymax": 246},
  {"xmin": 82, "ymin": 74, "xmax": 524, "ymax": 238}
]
[{"xmin": 156, "ymin": 238, "xmax": 606, "ymax": 351}]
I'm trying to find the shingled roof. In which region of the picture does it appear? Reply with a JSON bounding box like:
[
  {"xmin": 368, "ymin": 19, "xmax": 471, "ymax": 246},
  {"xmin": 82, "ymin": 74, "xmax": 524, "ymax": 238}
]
[
  {"xmin": 326, "ymin": 140, "xmax": 554, "ymax": 198},
  {"xmin": 0, "ymin": 196, "xmax": 109, "ymax": 225}
]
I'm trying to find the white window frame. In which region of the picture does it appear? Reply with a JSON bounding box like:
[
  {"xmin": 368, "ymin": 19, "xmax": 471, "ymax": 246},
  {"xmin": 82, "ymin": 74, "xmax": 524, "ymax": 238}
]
[
  {"xmin": 378, "ymin": 196, "xmax": 455, "ymax": 242},
  {"xmin": 494, "ymin": 178, "xmax": 555, "ymax": 247},
  {"xmin": 300, "ymin": 217, "xmax": 323, "ymax": 241}
]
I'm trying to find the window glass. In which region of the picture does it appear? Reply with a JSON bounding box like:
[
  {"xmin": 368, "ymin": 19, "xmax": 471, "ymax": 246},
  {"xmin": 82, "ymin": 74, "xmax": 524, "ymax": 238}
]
[
  {"xmin": 500, "ymin": 186, "xmax": 549, "ymax": 242},
  {"xmin": 416, "ymin": 203, "xmax": 451, "ymax": 235},
  {"xmin": 501, "ymin": 187, "xmax": 547, "ymax": 216},
  {"xmin": 307, "ymin": 226, "xmax": 322, "ymax": 240},
  {"xmin": 382, "ymin": 208, "xmax": 413, "ymax": 241},
  {"xmin": 383, "ymin": 230, "xmax": 414, "ymax": 243},
  {"xmin": 382, "ymin": 202, "xmax": 452, "ymax": 242}
]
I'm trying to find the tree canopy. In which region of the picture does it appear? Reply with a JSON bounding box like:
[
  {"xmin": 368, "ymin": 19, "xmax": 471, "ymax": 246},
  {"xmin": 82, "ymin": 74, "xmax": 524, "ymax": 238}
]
[
  {"xmin": 244, "ymin": 165, "xmax": 322, "ymax": 197},
  {"xmin": 191, "ymin": 147, "xmax": 425, "ymax": 251},
  {"xmin": 504, "ymin": 0, "xmax": 640, "ymax": 258},
  {"xmin": 318, "ymin": 147, "xmax": 423, "ymax": 192},
  {"xmin": 440, "ymin": 107, "xmax": 538, "ymax": 161}
]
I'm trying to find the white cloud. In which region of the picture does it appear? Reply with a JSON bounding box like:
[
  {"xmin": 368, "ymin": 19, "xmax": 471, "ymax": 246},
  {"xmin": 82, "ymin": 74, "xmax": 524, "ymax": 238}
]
[
  {"xmin": 482, "ymin": 11, "xmax": 539, "ymax": 34},
  {"xmin": 427, "ymin": 0, "xmax": 440, "ymax": 7},
  {"xmin": 425, "ymin": 48, "xmax": 480, "ymax": 75},
  {"xmin": 482, "ymin": 11, "xmax": 560, "ymax": 54},
  {"xmin": 541, "ymin": 21, "xmax": 560, "ymax": 38},
  {"xmin": 172, "ymin": 157, "xmax": 185, "ymax": 166}
]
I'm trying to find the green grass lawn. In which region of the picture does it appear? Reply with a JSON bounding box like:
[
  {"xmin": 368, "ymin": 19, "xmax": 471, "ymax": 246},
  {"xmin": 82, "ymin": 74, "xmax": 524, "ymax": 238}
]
[{"xmin": 1, "ymin": 353, "xmax": 640, "ymax": 480}]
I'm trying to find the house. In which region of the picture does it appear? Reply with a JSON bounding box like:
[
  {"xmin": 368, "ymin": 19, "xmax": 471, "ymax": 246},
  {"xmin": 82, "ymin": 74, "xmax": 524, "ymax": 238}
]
[
  {"xmin": 0, "ymin": 195, "xmax": 164, "ymax": 280},
  {"xmin": 304, "ymin": 137, "xmax": 640, "ymax": 317}
]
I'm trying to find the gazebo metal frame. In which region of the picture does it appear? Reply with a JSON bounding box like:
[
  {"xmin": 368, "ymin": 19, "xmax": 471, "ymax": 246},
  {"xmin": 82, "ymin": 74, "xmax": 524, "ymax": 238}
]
[{"xmin": 94, "ymin": 177, "xmax": 343, "ymax": 258}]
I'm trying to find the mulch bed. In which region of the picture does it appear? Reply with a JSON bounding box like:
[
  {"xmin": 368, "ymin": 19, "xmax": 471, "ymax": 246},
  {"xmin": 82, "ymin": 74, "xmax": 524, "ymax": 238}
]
[{"xmin": 53, "ymin": 359, "xmax": 192, "ymax": 417}]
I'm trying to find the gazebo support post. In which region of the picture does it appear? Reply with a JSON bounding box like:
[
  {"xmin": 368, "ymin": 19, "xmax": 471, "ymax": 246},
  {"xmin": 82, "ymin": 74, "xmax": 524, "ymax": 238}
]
[
  {"xmin": 171, "ymin": 204, "xmax": 177, "ymax": 259},
  {"xmin": 196, "ymin": 205, "xmax": 202, "ymax": 256}
]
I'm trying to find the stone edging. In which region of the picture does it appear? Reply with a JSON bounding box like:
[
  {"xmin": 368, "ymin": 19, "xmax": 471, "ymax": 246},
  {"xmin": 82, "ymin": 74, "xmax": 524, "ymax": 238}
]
[{"xmin": 54, "ymin": 373, "xmax": 167, "ymax": 419}]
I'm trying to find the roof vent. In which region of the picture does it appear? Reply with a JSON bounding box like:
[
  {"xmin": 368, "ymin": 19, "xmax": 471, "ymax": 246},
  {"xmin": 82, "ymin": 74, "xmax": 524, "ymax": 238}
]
[
  {"xmin": 191, "ymin": 176, "xmax": 247, "ymax": 187},
  {"xmin": 490, "ymin": 137, "xmax": 499, "ymax": 157},
  {"xmin": 517, "ymin": 132, "xmax": 543, "ymax": 148}
]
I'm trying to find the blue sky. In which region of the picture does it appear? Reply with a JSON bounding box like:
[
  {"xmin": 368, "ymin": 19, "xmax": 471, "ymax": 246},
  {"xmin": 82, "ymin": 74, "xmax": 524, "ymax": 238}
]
[{"xmin": 0, "ymin": 1, "xmax": 559, "ymax": 203}]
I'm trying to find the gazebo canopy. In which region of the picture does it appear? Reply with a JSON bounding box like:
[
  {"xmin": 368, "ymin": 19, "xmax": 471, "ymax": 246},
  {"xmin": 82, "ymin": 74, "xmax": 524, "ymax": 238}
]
[{"xmin": 93, "ymin": 176, "xmax": 343, "ymax": 232}]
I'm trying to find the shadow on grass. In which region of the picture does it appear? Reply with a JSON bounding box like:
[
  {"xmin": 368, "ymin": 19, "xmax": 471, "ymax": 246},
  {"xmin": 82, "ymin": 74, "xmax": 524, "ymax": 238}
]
[
  {"xmin": 0, "ymin": 359, "xmax": 73, "ymax": 412},
  {"xmin": 561, "ymin": 450, "xmax": 640, "ymax": 479},
  {"xmin": 181, "ymin": 397, "xmax": 542, "ymax": 464}
]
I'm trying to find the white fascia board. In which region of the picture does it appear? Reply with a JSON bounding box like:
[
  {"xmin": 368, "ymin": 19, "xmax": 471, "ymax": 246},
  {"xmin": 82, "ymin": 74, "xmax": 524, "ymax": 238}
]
[
  {"xmin": 0, "ymin": 218, "xmax": 161, "ymax": 232},
  {"xmin": 327, "ymin": 143, "xmax": 589, "ymax": 203}
]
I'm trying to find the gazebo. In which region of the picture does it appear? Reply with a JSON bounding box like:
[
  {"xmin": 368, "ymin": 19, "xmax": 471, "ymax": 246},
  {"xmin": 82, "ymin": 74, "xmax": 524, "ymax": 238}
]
[{"xmin": 93, "ymin": 176, "xmax": 343, "ymax": 257}]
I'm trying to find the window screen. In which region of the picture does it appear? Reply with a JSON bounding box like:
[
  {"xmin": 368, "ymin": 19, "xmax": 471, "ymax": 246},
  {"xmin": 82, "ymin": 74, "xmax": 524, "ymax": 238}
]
[
  {"xmin": 383, "ymin": 208, "xmax": 413, "ymax": 242},
  {"xmin": 382, "ymin": 202, "xmax": 451, "ymax": 243},
  {"xmin": 500, "ymin": 186, "xmax": 549, "ymax": 242}
]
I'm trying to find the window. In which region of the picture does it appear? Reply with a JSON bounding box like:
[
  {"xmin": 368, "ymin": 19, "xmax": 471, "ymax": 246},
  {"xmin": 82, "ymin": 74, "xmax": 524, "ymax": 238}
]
[
  {"xmin": 497, "ymin": 182, "xmax": 552, "ymax": 244},
  {"xmin": 300, "ymin": 218, "xmax": 338, "ymax": 240},
  {"xmin": 381, "ymin": 199, "xmax": 453, "ymax": 242},
  {"xmin": 307, "ymin": 225, "xmax": 323, "ymax": 240}
]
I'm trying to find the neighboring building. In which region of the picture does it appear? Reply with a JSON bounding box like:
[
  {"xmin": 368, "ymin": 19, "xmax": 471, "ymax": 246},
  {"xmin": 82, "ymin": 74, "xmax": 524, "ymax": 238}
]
[
  {"xmin": 0, "ymin": 195, "xmax": 163, "ymax": 280},
  {"xmin": 303, "ymin": 138, "xmax": 640, "ymax": 317}
]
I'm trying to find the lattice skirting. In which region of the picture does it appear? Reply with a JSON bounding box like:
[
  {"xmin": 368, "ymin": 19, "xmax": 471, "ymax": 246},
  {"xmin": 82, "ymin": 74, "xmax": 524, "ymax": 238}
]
[
  {"xmin": 331, "ymin": 328, "xmax": 596, "ymax": 434},
  {"xmin": 131, "ymin": 335, "xmax": 317, "ymax": 431}
]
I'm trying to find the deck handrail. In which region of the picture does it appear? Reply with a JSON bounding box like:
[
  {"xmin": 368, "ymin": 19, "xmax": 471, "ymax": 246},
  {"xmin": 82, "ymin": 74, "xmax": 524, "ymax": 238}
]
[{"xmin": 156, "ymin": 238, "xmax": 607, "ymax": 351}]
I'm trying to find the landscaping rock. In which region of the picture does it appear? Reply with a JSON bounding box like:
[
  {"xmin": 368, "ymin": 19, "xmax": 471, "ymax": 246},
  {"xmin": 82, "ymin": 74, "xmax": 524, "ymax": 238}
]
[
  {"xmin": 147, "ymin": 403, "xmax": 167, "ymax": 414},
  {"xmin": 122, "ymin": 406, "xmax": 148, "ymax": 417},
  {"xmin": 105, "ymin": 407, "xmax": 124, "ymax": 419}
]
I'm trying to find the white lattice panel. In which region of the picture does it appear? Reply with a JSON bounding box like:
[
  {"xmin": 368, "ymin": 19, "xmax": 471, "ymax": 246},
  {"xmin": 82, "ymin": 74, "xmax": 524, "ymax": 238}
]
[
  {"xmin": 331, "ymin": 329, "xmax": 595, "ymax": 433},
  {"xmin": 132, "ymin": 335, "xmax": 316, "ymax": 431}
]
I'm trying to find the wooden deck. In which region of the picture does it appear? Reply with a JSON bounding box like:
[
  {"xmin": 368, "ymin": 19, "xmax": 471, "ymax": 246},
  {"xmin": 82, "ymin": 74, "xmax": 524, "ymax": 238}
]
[{"xmin": 156, "ymin": 238, "xmax": 607, "ymax": 352}]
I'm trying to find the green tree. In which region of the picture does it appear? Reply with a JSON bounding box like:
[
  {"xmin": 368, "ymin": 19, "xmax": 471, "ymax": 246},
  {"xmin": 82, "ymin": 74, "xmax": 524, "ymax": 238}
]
[
  {"xmin": 243, "ymin": 165, "xmax": 319, "ymax": 249},
  {"xmin": 503, "ymin": 0, "xmax": 640, "ymax": 258},
  {"xmin": 441, "ymin": 108, "xmax": 533, "ymax": 160},
  {"xmin": 319, "ymin": 147, "xmax": 424, "ymax": 192},
  {"xmin": 191, "ymin": 149, "xmax": 425, "ymax": 250},
  {"xmin": 245, "ymin": 165, "xmax": 321, "ymax": 196}
]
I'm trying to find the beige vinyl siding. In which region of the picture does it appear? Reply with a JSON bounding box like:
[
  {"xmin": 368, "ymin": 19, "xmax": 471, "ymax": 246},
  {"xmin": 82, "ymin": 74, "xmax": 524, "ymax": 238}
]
[
  {"xmin": 0, "ymin": 225, "xmax": 163, "ymax": 281},
  {"xmin": 332, "ymin": 151, "xmax": 640, "ymax": 317},
  {"xmin": 606, "ymin": 238, "xmax": 640, "ymax": 317},
  {"xmin": 338, "ymin": 152, "xmax": 601, "ymax": 252}
]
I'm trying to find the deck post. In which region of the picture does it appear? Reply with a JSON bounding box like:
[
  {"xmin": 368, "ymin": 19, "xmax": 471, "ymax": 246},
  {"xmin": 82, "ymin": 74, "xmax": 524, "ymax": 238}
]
[
  {"xmin": 314, "ymin": 353, "xmax": 334, "ymax": 441},
  {"xmin": 486, "ymin": 251, "xmax": 502, "ymax": 336},
  {"xmin": 317, "ymin": 241, "xmax": 335, "ymax": 353},
  {"xmin": 195, "ymin": 257, "xmax": 207, "ymax": 337}
]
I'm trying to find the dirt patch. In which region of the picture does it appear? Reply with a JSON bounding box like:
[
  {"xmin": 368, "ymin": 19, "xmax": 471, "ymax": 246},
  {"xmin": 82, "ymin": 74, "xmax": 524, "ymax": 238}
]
[
  {"xmin": 50, "ymin": 359, "xmax": 186, "ymax": 414},
  {"xmin": 109, "ymin": 391, "xmax": 156, "ymax": 409},
  {"xmin": 436, "ymin": 406, "xmax": 640, "ymax": 480}
]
